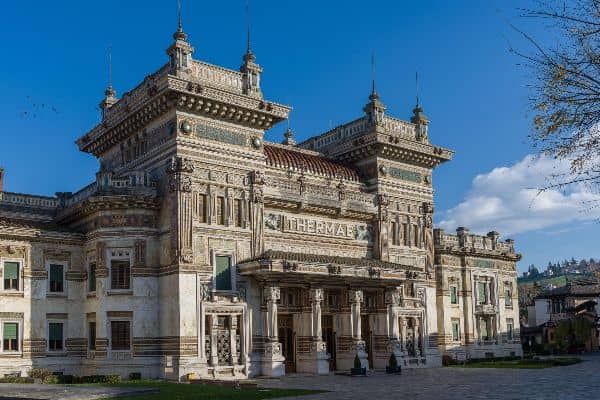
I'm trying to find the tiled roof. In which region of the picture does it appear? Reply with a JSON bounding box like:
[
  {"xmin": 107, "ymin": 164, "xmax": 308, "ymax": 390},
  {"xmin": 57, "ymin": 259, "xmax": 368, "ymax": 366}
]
[{"xmin": 264, "ymin": 143, "xmax": 360, "ymax": 182}]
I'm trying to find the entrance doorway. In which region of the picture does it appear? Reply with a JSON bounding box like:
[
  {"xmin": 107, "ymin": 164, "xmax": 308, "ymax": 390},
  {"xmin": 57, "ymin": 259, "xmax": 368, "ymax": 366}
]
[
  {"xmin": 361, "ymin": 315, "xmax": 373, "ymax": 369},
  {"xmin": 322, "ymin": 315, "xmax": 336, "ymax": 371},
  {"xmin": 278, "ymin": 314, "xmax": 295, "ymax": 373}
]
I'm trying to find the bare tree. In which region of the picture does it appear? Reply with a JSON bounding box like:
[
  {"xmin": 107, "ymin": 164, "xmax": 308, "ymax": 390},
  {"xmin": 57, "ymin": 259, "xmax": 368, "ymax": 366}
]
[{"xmin": 512, "ymin": 0, "xmax": 600, "ymax": 191}]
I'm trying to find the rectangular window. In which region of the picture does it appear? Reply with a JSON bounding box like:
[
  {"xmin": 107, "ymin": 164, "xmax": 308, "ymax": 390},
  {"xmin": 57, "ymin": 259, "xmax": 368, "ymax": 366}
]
[
  {"xmin": 451, "ymin": 320, "xmax": 460, "ymax": 341},
  {"xmin": 215, "ymin": 255, "xmax": 232, "ymax": 291},
  {"xmin": 88, "ymin": 322, "xmax": 96, "ymax": 350},
  {"xmin": 217, "ymin": 196, "xmax": 225, "ymax": 225},
  {"xmin": 111, "ymin": 321, "xmax": 131, "ymax": 350},
  {"xmin": 505, "ymin": 289, "xmax": 512, "ymax": 307},
  {"xmin": 3, "ymin": 323, "xmax": 18, "ymax": 351},
  {"xmin": 88, "ymin": 263, "xmax": 97, "ymax": 292},
  {"xmin": 48, "ymin": 322, "xmax": 63, "ymax": 351},
  {"xmin": 478, "ymin": 282, "xmax": 487, "ymax": 305},
  {"xmin": 234, "ymin": 199, "xmax": 242, "ymax": 227},
  {"xmin": 49, "ymin": 264, "xmax": 64, "ymax": 292},
  {"xmin": 111, "ymin": 260, "xmax": 131, "ymax": 290},
  {"xmin": 507, "ymin": 319, "xmax": 514, "ymax": 341},
  {"xmin": 390, "ymin": 221, "xmax": 398, "ymax": 245},
  {"xmin": 480, "ymin": 319, "xmax": 489, "ymax": 340},
  {"xmin": 450, "ymin": 286, "xmax": 458, "ymax": 305},
  {"xmin": 196, "ymin": 194, "xmax": 206, "ymax": 223},
  {"xmin": 3, "ymin": 261, "xmax": 19, "ymax": 291}
]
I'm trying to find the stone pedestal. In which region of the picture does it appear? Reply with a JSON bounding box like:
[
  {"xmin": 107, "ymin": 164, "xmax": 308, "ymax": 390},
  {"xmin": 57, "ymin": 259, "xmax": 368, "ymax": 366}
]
[
  {"xmin": 337, "ymin": 340, "xmax": 369, "ymax": 371},
  {"xmin": 297, "ymin": 340, "xmax": 329, "ymax": 375},
  {"xmin": 261, "ymin": 342, "xmax": 285, "ymax": 377}
]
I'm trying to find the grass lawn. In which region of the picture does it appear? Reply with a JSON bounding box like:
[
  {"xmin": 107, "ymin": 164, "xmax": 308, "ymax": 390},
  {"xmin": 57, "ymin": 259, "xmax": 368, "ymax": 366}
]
[
  {"xmin": 448, "ymin": 358, "xmax": 582, "ymax": 369},
  {"xmin": 97, "ymin": 379, "xmax": 322, "ymax": 400}
]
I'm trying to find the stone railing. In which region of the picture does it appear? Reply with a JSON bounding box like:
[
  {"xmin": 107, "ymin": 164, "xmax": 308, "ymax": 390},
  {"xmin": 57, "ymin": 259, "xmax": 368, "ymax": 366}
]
[
  {"xmin": 382, "ymin": 116, "xmax": 418, "ymax": 141},
  {"xmin": 191, "ymin": 60, "xmax": 244, "ymax": 94},
  {"xmin": 474, "ymin": 304, "xmax": 497, "ymax": 315},
  {"xmin": 63, "ymin": 183, "xmax": 97, "ymax": 207},
  {"xmin": 0, "ymin": 191, "xmax": 58, "ymax": 208}
]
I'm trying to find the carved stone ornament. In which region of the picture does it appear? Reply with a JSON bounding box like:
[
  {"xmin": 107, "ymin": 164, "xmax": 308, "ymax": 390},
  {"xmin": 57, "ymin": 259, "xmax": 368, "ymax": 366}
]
[
  {"xmin": 264, "ymin": 342, "xmax": 282, "ymax": 357},
  {"xmin": 251, "ymin": 187, "xmax": 263, "ymax": 203},
  {"xmin": 309, "ymin": 288, "xmax": 324, "ymax": 303},
  {"xmin": 169, "ymin": 175, "xmax": 193, "ymax": 192},
  {"xmin": 263, "ymin": 286, "xmax": 280, "ymax": 302},
  {"xmin": 250, "ymin": 170, "xmax": 265, "ymax": 185},
  {"xmin": 180, "ymin": 120, "xmax": 192, "ymax": 134},
  {"xmin": 385, "ymin": 288, "xmax": 403, "ymax": 306},
  {"xmin": 199, "ymin": 283, "xmax": 211, "ymax": 301},
  {"xmin": 337, "ymin": 178, "xmax": 346, "ymax": 201},
  {"xmin": 167, "ymin": 156, "xmax": 195, "ymax": 174},
  {"xmin": 349, "ymin": 289, "xmax": 364, "ymax": 304},
  {"xmin": 377, "ymin": 193, "xmax": 390, "ymax": 207}
]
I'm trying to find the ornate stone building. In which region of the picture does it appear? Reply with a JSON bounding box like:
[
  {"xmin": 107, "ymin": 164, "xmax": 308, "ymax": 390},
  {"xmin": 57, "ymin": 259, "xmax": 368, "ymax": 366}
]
[{"xmin": 0, "ymin": 20, "xmax": 521, "ymax": 379}]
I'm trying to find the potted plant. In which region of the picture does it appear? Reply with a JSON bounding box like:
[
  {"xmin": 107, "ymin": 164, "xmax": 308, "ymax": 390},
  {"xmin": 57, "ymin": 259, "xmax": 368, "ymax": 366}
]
[
  {"xmin": 386, "ymin": 353, "xmax": 401, "ymax": 374},
  {"xmin": 350, "ymin": 354, "xmax": 366, "ymax": 376}
]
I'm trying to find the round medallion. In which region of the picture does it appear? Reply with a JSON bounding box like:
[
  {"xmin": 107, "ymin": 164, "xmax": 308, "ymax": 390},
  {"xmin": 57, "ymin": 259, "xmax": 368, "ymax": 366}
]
[
  {"xmin": 180, "ymin": 121, "xmax": 192, "ymax": 134},
  {"xmin": 252, "ymin": 137, "xmax": 262, "ymax": 149},
  {"xmin": 379, "ymin": 165, "xmax": 388, "ymax": 175}
]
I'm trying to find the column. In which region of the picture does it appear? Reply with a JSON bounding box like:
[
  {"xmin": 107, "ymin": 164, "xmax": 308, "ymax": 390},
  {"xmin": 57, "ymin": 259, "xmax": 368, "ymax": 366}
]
[
  {"xmin": 307, "ymin": 288, "xmax": 328, "ymax": 374},
  {"xmin": 209, "ymin": 315, "xmax": 218, "ymax": 366},
  {"xmin": 348, "ymin": 289, "xmax": 368, "ymax": 370},
  {"xmin": 386, "ymin": 288, "xmax": 402, "ymax": 357},
  {"xmin": 414, "ymin": 317, "xmax": 421, "ymax": 357},
  {"xmin": 229, "ymin": 315, "xmax": 237, "ymax": 366},
  {"xmin": 399, "ymin": 317, "xmax": 407, "ymax": 353},
  {"xmin": 261, "ymin": 286, "xmax": 284, "ymax": 377}
]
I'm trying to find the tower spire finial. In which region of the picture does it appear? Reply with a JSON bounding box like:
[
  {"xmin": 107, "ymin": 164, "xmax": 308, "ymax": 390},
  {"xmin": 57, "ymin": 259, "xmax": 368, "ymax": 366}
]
[
  {"xmin": 246, "ymin": 0, "xmax": 251, "ymax": 52},
  {"xmin": 415, "ymin": 70, "xmax": 420, "ymax": 107},
  {"xmin": 104, "ymin": 44, "xmax": 116, "ymax": 98},
  {"xmin": 177, "ymin": 0, "xmax": 183, "ymax": 31},
  {"xmin": 369, "ymin": 52, "xmax": 379, "ymax": 101}
]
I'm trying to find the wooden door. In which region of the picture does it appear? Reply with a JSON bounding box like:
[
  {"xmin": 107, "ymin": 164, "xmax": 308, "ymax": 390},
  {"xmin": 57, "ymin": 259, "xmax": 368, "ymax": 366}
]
[
  {"xmin": 278, "ymin": 314, "xmax": 295, "ymax": 373},
  {"xmin": 322, "ymin": 315, "xmax": 336, "ymax": 371}
]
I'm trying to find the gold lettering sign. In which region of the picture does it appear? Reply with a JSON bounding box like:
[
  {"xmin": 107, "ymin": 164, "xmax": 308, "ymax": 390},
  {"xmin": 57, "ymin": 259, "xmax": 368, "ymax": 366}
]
[{"xmin": 265, "ymin": 213, "xmax": 372, "ymax": 241}]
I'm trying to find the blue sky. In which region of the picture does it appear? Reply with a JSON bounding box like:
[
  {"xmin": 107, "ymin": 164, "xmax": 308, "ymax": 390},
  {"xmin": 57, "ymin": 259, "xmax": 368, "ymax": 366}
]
[{"xmin": 0, "ymin": 0, "xmax": 597, "ymax": 273}]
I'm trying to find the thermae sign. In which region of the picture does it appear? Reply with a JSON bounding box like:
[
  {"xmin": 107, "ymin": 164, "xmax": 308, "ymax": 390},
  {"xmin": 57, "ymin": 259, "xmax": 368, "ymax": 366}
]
[{"xmin": 265, "ymin": 213, "xmax": 372, "ymax": 241}]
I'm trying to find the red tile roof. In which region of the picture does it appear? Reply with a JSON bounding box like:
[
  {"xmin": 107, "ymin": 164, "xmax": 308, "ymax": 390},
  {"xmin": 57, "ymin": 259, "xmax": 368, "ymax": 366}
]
[{"xmin": 264, "ymin": 144, "xmax": 360, "ymax": 181}]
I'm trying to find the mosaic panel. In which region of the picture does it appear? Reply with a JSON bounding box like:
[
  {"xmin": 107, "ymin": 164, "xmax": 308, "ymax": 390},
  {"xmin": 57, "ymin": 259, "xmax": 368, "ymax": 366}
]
[{"xmin": 196, "ymin": 124, "xmax": 248, "ymax": 147}]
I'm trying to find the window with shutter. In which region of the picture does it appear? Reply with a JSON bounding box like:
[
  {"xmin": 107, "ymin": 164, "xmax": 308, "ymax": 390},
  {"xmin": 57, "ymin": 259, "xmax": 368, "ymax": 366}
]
[
  {"xmin": 48, "ymin": 323, "xmax": 63, "ymax": 351},
  {"xmin": 88, "ymin": 263, "xmax": 97, "ymax": 292},
  {"xmin": 49, "ymin": 264, "xmax": 64, "ymax": 292},
  {"xmin": 3, "ymin": 262, "xmax": 19, "ymax": 291},
  {"xmin": 215, "ymin": 256, "xmax": 232, "ymax": 291},
  {"xmin": 234, "ymin": 199, "xmax": 242, "ymax": 227},
  {"xmin": 111, "ymin": 321, "xmax": 130, "ymax": 350},
  {"xmin": 217, "ymin": 197, "xmax": 225, "ymax": 225},
  {"xmin": 450, "ymin": 286, "xmax": 458, "ymax": 304},
  {"xmin": 451, "ymin": 320, "xmax": 459, "ymax": 341},
  {"xmin": 88, "ymin": 322, "xmax": 96, "ymax": 350},
  {"xmin": 478, "ymin": 282, "xmax": 486, "ymax": 305},
  {"xmin": 3, "ymin": 323, "xmax": 18, "ymax": 351},
  {"xmin": 111, "ymin": 260, "xmax": 131, "ymax": 290}
]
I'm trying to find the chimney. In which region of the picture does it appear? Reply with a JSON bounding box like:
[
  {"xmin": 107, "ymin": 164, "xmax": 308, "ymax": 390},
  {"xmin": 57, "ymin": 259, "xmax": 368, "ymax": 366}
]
[{"xmin": 0, "ymin": 168, "xmax": 4, "ymax": 192}]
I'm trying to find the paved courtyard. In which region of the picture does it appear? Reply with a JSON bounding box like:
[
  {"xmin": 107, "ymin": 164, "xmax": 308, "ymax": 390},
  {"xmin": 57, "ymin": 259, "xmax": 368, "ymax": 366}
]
[{"xmin": 258, "ymin": 354, "xmax": 600, "ymax": 400}]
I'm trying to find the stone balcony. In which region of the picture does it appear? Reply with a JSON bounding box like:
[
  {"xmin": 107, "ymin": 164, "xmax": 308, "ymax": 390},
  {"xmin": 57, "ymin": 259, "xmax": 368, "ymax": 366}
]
[{"xmin": 474, "ymin": 304, "xmax": 497, "ymax": 315}]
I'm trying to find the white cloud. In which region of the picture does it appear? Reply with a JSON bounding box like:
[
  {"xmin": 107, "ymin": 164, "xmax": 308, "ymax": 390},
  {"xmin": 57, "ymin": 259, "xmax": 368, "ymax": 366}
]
[{"xmin": 438, "ymin": 154, "xmax": 600, "ymax": 237}]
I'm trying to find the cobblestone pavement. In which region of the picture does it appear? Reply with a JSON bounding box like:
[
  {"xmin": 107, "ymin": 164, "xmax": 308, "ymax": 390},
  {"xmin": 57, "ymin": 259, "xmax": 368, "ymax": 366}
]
[
  {"xmin": 258, "ymin": 354, "xmax": 600, "ymax": 400},
  {"xmin": 0, "ymin": 384, "xmax": 156, "ymax": 400}
]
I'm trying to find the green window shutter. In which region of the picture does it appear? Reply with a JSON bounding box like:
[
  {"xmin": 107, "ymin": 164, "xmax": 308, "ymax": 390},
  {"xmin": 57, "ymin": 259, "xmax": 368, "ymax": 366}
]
[
  {"xmin": 50, "ymin": 265, "xmax": 63, "ymax": 283},
  {"xmin": 4, "ymin": 262, "xmax": 18, "ymax": 279},
  {"xmin": 3, "ymin": 323, "xmax": 17, "ymax": 340},
  {"xmin": 450, "ymin": 287, "xmax": 457, "ymax": 304},
  {"xmin": 478, "ymin": 283, "xmax": 486, "ymax": 303},
  {"xmin": 452, "ymin": 323, "xmax": 459, "ymax": 340},
  {"xmin": 49, "ymin": 323, "xmax": 63, "ymax": 341},
  {"xmin": 215, "ymin": 256, "xmax": 232, "ymax": 291}
]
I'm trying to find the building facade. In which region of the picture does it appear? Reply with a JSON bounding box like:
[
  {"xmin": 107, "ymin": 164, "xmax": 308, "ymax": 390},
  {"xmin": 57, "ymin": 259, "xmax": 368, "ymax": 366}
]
[{"xmin": 0, "ymin": 21, "xmax": 521, "ymax": 380}]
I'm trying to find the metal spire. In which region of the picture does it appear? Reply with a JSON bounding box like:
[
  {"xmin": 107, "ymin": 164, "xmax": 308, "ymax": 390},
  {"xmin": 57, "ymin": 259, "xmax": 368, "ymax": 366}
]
[
  {"xmin": 369, "ymin": 52, "xmax": 379, "ymax": 100},
  {"xmin": 177, "ymin": 0, "xmax": 183, "ymax": 32},
  {"xmin": 415, "ymin": 71, "xmax": 420, "ymax": 107},
  {"xmin": 243, "ymin": 0, "xmax": 256, "ymax": 63},
  {"xmin": 105, "ymin": 44, "xmax": 116, "ymax": 97}
]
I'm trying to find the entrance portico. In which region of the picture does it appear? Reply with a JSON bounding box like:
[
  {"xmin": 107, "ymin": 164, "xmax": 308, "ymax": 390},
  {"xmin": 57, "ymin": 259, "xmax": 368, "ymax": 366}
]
[{"xmin": 238, "ymin": 250, "xmax": 438, "ymax": 375}]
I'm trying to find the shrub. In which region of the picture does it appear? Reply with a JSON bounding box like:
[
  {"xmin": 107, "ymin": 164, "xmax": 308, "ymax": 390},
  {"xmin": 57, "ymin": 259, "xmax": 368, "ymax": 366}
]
[
  {"xmin": 0, "ymin": 376, "xmax": 34, "ymax": 383},
  {"xmin": 129, "ymin": 372, "xmax": 141, "ymax": 381},
  {"xmin": 388, "ymin": 353, "xmax": 398, "ymax": 369},
  {"xmin": 353, "ymin": 354, "xmax": 362, "ymax": 369},
  {"xmin": 28, "ymin": 368, "xmax": 52, "ymax": 380},
  {"xmin": 105, "ymin": 374, "xmax": 121, "ymax": 384},
  {"xmin": 43, "ymin": 375, "xmax": 59, "ymax": 384}
]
